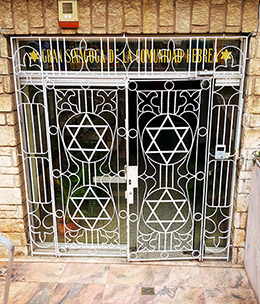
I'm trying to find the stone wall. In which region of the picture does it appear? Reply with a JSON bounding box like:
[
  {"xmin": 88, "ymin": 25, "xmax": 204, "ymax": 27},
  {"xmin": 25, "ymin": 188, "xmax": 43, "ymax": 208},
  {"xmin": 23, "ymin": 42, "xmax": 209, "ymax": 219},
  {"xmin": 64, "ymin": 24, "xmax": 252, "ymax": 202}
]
[
  {"xmin": 0, "ymin": 0, "xmax": 258, "ymax": 35},
  {"xmin": 0, "ymin": 0, "xmax": 259, "ymax": 262},
  {"xmin": 232, "ymin": 32, "xmax": 260, "ymax": 264},
  {"xmin": 0, "ymin": 34, "xmax": 27, "ymax": 257}
]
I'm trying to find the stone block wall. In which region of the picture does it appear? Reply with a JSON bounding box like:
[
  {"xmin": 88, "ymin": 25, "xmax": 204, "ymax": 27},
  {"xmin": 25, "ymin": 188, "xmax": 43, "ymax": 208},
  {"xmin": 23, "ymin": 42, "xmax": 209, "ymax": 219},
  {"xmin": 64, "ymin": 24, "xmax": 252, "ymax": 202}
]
[
  {"xmin": 0, "ymin": 0, "xmax": 258, "ymax": 35},
  {"xmin": 232, "ymin": 32, "xmax": 260, "ymax": 264},
  {"xmin": 0, "ymin": 0, "xmax": 259, "ymax": 262},
  {"xmin": 0, "ymin": 34, "xmax": 27, "ymax": 257}
]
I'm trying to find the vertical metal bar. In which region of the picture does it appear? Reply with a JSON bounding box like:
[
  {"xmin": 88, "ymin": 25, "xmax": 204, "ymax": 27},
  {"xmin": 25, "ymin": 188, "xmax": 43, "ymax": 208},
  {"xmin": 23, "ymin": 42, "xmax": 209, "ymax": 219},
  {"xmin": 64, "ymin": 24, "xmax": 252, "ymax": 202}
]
[
  {"xmin": 41, "ymin": 78, "xmax": 59, "ymax": 255},
  {"xmin": 78, "ymin": 89, "xmax": 81, "ymax": 112},
  {"xmin": 144, "ymin": 38, "xmax": 147, "ymax": 76},
  {"xmin": 91, "ymin": 90, "xmax": 94, "ymax": 112},
  {"xmin": 100, "ymin": 37, "xmax": 104, "ymax": 76},
  {"xmin": 37, "ymin": 105, "xmax": 43, "ymax": 153},
  {"xmin": 35, "ymin": 157, "xmax": 41, "ymax": 202},
  {"xmin": 107, "ymin": 37, "xmax": 110, "ymax": 75},
  {"xmin": 151, "ymin": 38, "xmax": 154, "ymax": 76},
  {"xmin": 217, "ymin": 105, "xmax": 228, "ymax": 206},
  {"xmin": 217, "ymin": 161, "xmax": 224, "ymax": 206},
  {"xmin": 201, "ymin": 78, "xmax": 214, "ymax": 260},
  {"xmin": 29, "ymin": 104, "xmax": 37, "ymax": 154},
  {"xmin": 54, "ymin": 89, "xmax": 65, "ymax": 214},
  {"xmin": 56, "ymin": 38, "xmax": 61, "ymax": 75},
  {"xmin": 63, "ymin": 38, "xmax": 67, "ymax": 75},
  {"xmin": 49, "ymin": 38, "xmax": 54, "ymax": 75},
  {"xmin": 195, "ymin": 38, "xmax": 199, "ymax": 77},
  {"xmin": 41, "ymin": 158, "xmax": 48, "ymax": 203},
  {"xmin": 125, "ymin": 80, "xmax": 130, "ymax": 259},
  {"xmin": 213, "ymin": 38, "xmax": 217, "ymax": 75},
  {"xmin": 114, "ymin": 38, "xmax": 117, "ymax": 76},
  {"xmin": 191, "ymin": 90, "xmax": 201, "ymax": 250},
  {"xmin": 202, "ymin": 38, "xmax": 206, "ymax": 71},
  {"xmin": 138, "ymin": 38, "xmax": 140, "ymax": 76},
  {"xmin": 188, "ymin": 38, "xmax": 192, "ymax": 76}
]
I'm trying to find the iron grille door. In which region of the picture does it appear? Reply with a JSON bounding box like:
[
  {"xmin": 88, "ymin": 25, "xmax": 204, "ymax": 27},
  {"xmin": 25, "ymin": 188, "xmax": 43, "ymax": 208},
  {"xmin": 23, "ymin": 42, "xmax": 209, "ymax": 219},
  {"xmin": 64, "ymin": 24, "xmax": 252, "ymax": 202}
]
[
  {"xmin": 11, "ymin": 36, "xmax": 247, "ymax": 258},
  {"xmin": 45, "ymin": 82, "xmax": 128, "ymax": 256},
  {"xmin": 127, "ymin": 79, "xmax": 213, "ymax": 261}
]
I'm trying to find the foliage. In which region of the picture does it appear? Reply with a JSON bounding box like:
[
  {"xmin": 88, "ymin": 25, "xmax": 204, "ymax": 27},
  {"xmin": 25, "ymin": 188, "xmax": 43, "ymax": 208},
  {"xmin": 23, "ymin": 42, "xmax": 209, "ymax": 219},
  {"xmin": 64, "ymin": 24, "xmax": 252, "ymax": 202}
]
[{"xmin": 252, "ymin": 150, "xmax": 260, "ymax": 166}]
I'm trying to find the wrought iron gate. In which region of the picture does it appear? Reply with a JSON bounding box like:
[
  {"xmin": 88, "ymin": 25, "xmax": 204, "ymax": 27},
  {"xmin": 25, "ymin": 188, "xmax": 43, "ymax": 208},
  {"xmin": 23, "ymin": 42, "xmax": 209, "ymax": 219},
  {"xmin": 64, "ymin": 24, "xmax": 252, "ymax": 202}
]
[
  {"xmin": 127, "ymin": 79, "xmax": 212, "ymax": 261},
  {"xmin": 11, "ymin": 36, "xmax": 248, "ymax": 260}
]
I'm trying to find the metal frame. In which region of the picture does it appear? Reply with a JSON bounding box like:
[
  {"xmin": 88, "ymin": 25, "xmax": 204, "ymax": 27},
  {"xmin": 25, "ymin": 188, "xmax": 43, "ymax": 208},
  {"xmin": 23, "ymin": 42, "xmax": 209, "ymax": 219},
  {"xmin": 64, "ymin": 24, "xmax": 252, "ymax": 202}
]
[{"xmin": 11, "ymin": 36, "xmax": 248, "ymax": 260}]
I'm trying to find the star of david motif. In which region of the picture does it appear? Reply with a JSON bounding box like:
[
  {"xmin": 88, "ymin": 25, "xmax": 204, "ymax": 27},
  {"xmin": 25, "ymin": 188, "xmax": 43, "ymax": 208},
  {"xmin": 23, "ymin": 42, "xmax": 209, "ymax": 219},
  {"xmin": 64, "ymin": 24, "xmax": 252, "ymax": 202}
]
[
  {"xmin": 144, "ymin": 189, "xmax": 188, "ymax": 233},
  {"xmin": 70, "ymin": 187, "xmax": 112, "ymax": 230},
  {"xmin": 65, "ymin": 113, "xmax": 110, "ymax": 162},
  {"xmin": 145, "ymin": 115, "xmax": 190, "ymax": 164}
]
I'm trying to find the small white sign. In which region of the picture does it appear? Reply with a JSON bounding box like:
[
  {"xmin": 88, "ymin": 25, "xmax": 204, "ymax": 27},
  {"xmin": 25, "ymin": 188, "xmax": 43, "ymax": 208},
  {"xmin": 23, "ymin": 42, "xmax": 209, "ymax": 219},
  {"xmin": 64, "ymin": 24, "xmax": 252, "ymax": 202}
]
[{"xmin": 64, "ymin": 14, "xmax": 72, "ymax": 19}]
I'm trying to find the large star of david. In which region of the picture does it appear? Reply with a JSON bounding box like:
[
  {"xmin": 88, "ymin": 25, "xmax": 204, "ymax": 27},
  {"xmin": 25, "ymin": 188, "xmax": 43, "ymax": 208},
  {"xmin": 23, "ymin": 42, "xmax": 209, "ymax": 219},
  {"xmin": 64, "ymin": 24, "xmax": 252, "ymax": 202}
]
[
  {"xmin": 145, "ymin": 189, "xmax": 187, "ymax": 232},
  {"xmin": 65, "ymin": 114, "xmax": 110, "ymax": 161},
  {"xmin": 70, "ymin": 187, "xmax": 111, "ymax": 229},
  {"xmin": 145, "ymin": 115, "xmax": 190, "ymax": 164}
]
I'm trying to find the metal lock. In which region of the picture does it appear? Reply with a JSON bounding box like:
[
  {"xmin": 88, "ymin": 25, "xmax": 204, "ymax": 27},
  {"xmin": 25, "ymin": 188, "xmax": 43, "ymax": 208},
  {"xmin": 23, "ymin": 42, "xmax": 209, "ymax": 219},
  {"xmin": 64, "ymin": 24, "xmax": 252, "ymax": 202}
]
[
  {"xmin": 125, "ymin": 165, "xmax": 138, "ymax": 204},
  {"xmin": 215, "ymin": 144, "xmax": 229, "ymax": 160}
]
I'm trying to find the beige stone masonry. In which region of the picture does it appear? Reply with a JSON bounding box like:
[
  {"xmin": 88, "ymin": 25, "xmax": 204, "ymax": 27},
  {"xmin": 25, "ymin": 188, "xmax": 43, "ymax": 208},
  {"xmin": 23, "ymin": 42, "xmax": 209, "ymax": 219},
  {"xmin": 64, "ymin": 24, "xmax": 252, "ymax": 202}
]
[
  {"xmin": 211, "ymin": 0, "xmax": 225, "ymax": 4},
  {"xmin": 254, "ymin": 79, "xmax": 260, "ymax": 95},
  {"xmin": 242, "ymin": 0, "xmax": 259, "ymax": 32},
  {"xmin": 124, "ymin": 0, "xmax": 142, "ymax": 27},
  {"xmin": 175, "ymin": 0, "xmax": 191, "ymax": 33},
  {"xmin": 92, "ymin": 0, "xmax": 107, "ymax": 30},
  {"xmin": 233, "ymin": 229, "xmax": 245, "ymax": 247},
  {"xmin": 77, "ymin": 0, "xmax": 91, "ymax": 34},
  {"xmin": 28, "ymin": 0, "xmax": 44, "ymax": 29},
  {"xmin": 0, "ymin": 0, "xmax": 258, "ymax": 35},
  {"xmin": 108, "ymin": 0, "xmax": 124, "ymax": 34},
  {"xmin": 13, "ymin": 0, "xmax": 29, "ymax": 34},
  {"xmin": 0, "ymin": 33, "xmax": 27, "ymax": 257},
  {"xmin": 0, "ymin": 0, "xmax": 13, "ymax": 29},
  {"xmin": 143, "ymin": 0, "xmax": 158, "ymax": 34},
  {"xmin": 159, "ymin": 0, "xmax": 174, "ymax": 27},
  {"xmin": 0, "ymin": 95, "xmax": 14, "ymax": 112},
  {"xmin": 231, "ymin": 33, "xmax": 260, "ymax": 264},
  {"xmin": 192, "ymin": 0, "xmax": 209, "ymax": 26},
  {"xmin": 210, "ymin": 5, "xmax": 225, "ymax": 33},
  {"xmin": 44, "ymin": 0, "xmax": 60, "ymax": 34},
  {"xmin": 0, "ymin": 114, "xmax": 5, "ymax": 125},
  {"xmin": 226, "ymin": 0, "xmax": 242, "ymax": 27}
]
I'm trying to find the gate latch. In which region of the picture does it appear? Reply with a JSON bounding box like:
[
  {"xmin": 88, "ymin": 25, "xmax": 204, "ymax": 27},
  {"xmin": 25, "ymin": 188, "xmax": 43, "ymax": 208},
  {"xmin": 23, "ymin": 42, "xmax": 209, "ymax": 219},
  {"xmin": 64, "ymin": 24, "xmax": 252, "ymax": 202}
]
[
  {"xmin": 125, "ymin": 166, "xmax": 138, "ymax": 204},
  {"xmin": 215, "ymin": 144, "xmax": 230, "ymax": 160}
]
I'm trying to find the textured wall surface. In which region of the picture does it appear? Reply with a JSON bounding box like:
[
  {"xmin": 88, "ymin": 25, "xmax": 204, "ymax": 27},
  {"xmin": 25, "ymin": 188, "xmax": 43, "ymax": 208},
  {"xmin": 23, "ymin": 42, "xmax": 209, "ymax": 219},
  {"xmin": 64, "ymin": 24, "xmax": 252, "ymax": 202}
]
[
  {"xmin": 232, "ymin": 33, "xmax": 260, "ymax": 264},
  {"xmin": 0, "ymin": 0, "xmax": 259, "ymax": 262},
  {"xmin": 245, "ymin": 165, "xmax": 260, "ymax": 302},
  {"xmin": 0, "ymin": 34, "xmax": 27, "ymax": 257},
  {"xmin": 0, "ymin": 0, "xmax": 258, "ymax": 35}
]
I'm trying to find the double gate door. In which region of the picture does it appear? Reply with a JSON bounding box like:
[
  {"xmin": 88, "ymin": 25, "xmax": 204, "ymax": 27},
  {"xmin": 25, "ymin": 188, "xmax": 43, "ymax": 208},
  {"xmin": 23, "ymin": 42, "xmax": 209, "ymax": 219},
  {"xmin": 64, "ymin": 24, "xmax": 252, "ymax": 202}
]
[
  {"xmin": 22, "ymin": 75, "xmax": 239, "ymax": 261},
  {"xmin": 46, "ymin": 77, "xmax": 224, "ymax": 261}
]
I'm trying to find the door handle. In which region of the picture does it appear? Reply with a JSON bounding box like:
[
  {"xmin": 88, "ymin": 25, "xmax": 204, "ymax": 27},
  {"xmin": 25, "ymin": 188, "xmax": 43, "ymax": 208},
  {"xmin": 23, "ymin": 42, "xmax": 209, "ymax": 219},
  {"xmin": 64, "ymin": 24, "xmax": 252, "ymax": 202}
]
[{"xmin": 125, "ymin": 166, "xmax": 138, "ymax": 204}]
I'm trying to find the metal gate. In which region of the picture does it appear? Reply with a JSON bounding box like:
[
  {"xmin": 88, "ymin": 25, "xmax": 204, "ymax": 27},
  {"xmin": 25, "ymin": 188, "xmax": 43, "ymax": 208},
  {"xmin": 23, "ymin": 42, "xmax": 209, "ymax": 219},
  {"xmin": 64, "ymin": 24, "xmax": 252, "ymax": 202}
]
[
  {"xmin": 11, "ymin": 36, "xmax": 248, "ymax": 260},
  {"xmin": 126, "ymin": 79, "xmax": 212, "ymax": 261}
]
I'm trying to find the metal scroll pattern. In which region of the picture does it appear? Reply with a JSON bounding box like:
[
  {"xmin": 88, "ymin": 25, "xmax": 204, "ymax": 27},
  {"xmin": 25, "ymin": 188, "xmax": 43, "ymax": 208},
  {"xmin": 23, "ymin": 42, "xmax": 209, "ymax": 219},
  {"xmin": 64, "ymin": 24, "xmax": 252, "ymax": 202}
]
[
  {"xmin": 16, "ymin": 81, "xmax": 127, "ymax": 256},
  {"xmin": 50, "ymin": 86, "xmax": 127, "ymax": 256},
  {"xmin": 128, "ymin": 80, "xmax": 212, "ymax": 261},
  {"xmin": 203, "ymin": 84, "xmax": 241, "ymax": 258},
  {"xmin": 11, "ymin": 37, "xmax": 247, "ymax": 259}
]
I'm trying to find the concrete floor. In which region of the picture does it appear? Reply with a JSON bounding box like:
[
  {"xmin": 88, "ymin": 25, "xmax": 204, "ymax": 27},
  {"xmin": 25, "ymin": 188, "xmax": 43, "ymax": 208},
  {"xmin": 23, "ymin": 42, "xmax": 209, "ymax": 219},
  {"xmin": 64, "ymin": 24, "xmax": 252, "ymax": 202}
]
[{"xmin": 0, "ymin": 259, "xmax": 258, "ymax": 304}]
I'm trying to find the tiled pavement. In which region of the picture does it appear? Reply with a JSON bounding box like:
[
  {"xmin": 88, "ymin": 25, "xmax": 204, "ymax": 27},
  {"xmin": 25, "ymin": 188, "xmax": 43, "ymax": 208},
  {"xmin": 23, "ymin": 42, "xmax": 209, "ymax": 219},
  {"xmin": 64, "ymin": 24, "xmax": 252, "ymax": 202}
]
[{"xmin": 0, "ymin": 260, "xmax": 258, "ymax": 303}]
